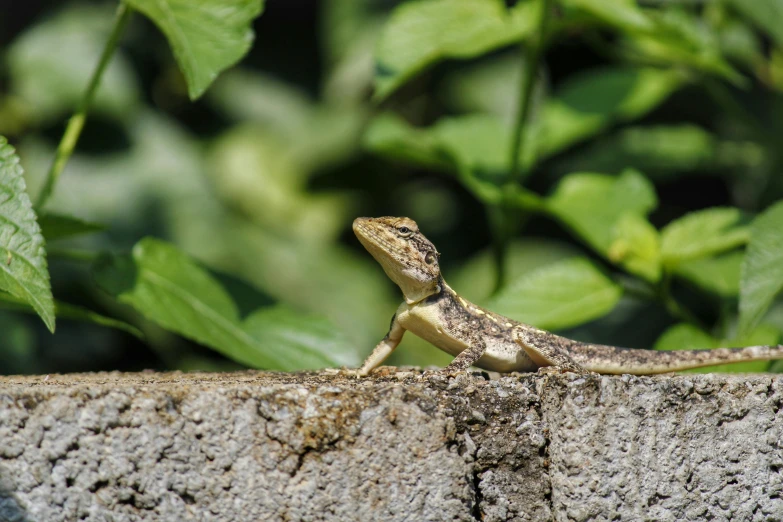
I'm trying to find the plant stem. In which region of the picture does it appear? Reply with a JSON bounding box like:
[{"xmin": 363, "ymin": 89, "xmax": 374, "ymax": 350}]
[
  {"xmin": 35, "ymin": 3, "xmax": 132, "ymax": 211},
  {"xmin": 506, "ymin": 0, "xmax": 549, "ymax": 187},
  {"xmin": 490, "ymin": 0, "xmax": 550, "ymax": 296},
  {"xmin": 657, "ymin": 273, "xmax": 707, "ymax": 330}
]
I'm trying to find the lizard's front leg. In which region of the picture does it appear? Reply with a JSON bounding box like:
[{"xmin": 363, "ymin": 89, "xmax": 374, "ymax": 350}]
[
  {"xmin": 513, "ymin": 327, "xmax": 588, "ymax": 374},
  {"xmin": 355, "ymin": 313, "xmax": 406, "ymax": 377}
]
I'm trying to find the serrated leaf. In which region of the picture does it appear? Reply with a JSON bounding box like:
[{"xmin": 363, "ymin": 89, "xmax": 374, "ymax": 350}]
[
  {"xmin": 487, "ymin": 257, "xmax": 623, "ymax": 330},
  {"xmin": 661, "ymin": 208, "xmax": 748, "ymax": 268},
  {"xmin": 546, "ymin": 169, "xmax": 657, "ymax": 257},
  {"xmin": 739, "ymin": 201, "xmax": 783, "ymax": 336},
  {"xmin": 0, "ymin": 136, "xmax": 54, "ymax": 332},
  {"xmin": 125, "ymin": 0, "xmax": 265, "ymax": 100},
  {"xmin": 243, "ymin": 305, "xmax": 357, "ymax": 370},
  {"xmin": 0, "ymin": 291, "xmax": 142, "ymax": 338},
  {"xmin": 38, "ymin": 213, "xmax": 105, "ymax": 241},
  {"xmin": 654, "ymin": 322, "xmax": 777, "ymax": 373},
  {"xmin": 676, "ymin": 252, "xmax": 743, "ymax": 297},
  {"xmin": 93, "ymin": 237, "xmax": 352, "ymax": 370},
  {"xmin": 608, "ymin": 213, "xmax": 661, "ymax": 282},
  {"xmin": 374, "ymin": 0, "xmax": 540, "ymax": 100}
]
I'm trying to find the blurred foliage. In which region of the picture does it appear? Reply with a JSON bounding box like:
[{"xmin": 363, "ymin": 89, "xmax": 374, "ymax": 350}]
[{"xmin": 2, "ymin": 0, "xmax": 783, "ymax": 375}]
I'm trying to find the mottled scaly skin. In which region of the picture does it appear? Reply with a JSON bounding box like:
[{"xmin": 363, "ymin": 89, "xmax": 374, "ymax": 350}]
[{"xmin": 353, "ymin": 216, "xmax": 783, "ymax": 376}]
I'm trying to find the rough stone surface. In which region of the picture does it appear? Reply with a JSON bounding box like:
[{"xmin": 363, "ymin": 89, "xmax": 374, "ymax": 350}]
[{"xmin": 0, "ymin": 369, "xmax": 780, "ymax": 522}]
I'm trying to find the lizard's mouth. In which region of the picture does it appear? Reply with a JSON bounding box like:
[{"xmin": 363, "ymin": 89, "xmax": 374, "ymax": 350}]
[{"xmin": 353, "ymin": 217, "xmax": 393, "ymax": 259}]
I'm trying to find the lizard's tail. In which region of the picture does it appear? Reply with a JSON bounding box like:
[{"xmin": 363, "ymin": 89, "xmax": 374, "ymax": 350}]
[{"xmin": 570, "ymin": 343, "xmax": 783, "ymax": 375}]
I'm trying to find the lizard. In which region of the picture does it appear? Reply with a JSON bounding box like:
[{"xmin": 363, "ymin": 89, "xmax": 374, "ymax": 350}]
[{"xmin": 352, "ymin": 216, "xmax": 783, "ymax": 376}]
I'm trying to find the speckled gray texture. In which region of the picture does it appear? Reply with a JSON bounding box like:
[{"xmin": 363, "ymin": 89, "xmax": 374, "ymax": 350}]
[{"xmin": 0, "ymin": 370, "xmax": 780, "ymax": 522}]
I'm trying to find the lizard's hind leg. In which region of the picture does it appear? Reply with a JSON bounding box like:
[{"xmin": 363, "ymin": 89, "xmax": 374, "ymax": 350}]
[{"xmin": 512, "ymin": 327, "xmax": 589, "ymax": 374}]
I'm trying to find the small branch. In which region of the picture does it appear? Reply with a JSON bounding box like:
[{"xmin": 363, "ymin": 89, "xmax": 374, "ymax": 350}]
[
  {"xmin": 506, "ymin": 0, "xmax": 550, "ymax": 186},
  {"xmin": 35, "ymin": 3, "xmax": 133, "ymax": 210},
  {"xmin": 657, "ymin": 273, "xmax": 708, "ymax": 331},
  {"xmin": 491, "ymin": 0, "xmax": 551, "ymax": 296}
]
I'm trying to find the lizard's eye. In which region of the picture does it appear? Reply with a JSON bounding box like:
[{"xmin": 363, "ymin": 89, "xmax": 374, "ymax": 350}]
[
  {"xmin": 397, "ymin": 226, "xmax": 413, "ymax": 237},
  {"xmin": 424, "ymin": 251, "xmax": 437, "ymax": 265}
]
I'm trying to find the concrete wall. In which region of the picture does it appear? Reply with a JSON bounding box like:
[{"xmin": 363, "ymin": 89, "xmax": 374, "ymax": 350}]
[{"xmin": 0, "ymin": 369, "xmax": 781, "ymax": 521}]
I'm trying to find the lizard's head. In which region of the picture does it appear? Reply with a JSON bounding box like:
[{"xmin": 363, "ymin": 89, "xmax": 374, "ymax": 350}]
[{"xmin": 353, "ymin": 216, "xmax": 441, "ymax": 304}]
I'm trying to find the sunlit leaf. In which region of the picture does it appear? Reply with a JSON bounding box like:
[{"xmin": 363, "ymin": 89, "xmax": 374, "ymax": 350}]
[
  {"xmin": 487, "ymin": 257, "xmax": 623, "ymax": 330},
  {"xmin": 363, "ymin": 112, "xmax": 450, "ymax": 170},
  {"xmin": 676, "ymin": 252, "xmax": 743, "ymax": 297},
  {"xmin": 208, "ymin": 125, "xmax": 350, "ymax": 243},
  {"xmin": 608, "ymin": 213, "xmax": 661, "ymax": 282},
  {"xmin": 739, "ymin": 201, "xmax": 783, "ymax": 336},
  {"xmin": 546, "ymin": 169, "xmax": 657, "ymax": 257},
  {"xmin": 551, "ymin": 125, "xmax": 760, "ymax": 179},
  {"xmin": 363, "ymin": 113, "xmax": 542, "ymax": 207},
  {"xmin": 125, "ymin": 0, "xmax": 266, "ymax": 99},
  {"xmin": 536, "ymin": 67, "xmax": 684, "ymax": 160},
  {"xmin": 559, "ymin": 0, "xmax": 654, "ymax": 34},
  {"xmin": 0, "ymin": 137, "xmax": 54, "ymax": 332},
  {"xmin": 620, "ymin": 9, "xmax": 744, "ymax": 84},
  {"xmin": 448, "ymin": 238, "xmax": 581, "ymax": 303},
  {"xmin": 38, "ymin": 213, "xmax": 105, "ymax": 241},
  {"xmin": 93, "ymin": 237, "xmax": 352, "ymax": 370},
  {"xmin": 7, "ymin": 4, "xmax": 140, "ymax": 123},
  {"xmin": 654, "ymin": 322, "xmax": 778, "ymax": 373},
  {"xmin": 374, "ymin": 0, "xmax": 540, "ymax": 100},
  {"xmin": 660, "ymin": 207, "xmax": 749, "ymax": 268}
]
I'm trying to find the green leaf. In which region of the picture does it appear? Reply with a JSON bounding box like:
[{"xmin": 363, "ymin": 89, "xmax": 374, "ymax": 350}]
[
  {"xmin": 559, "ymin": 0, "xmax": 655, "ymax": 34},
  {"xmin": 726, "ymin": 0, "xmax": 783, "ymax": 49},
  {"xmin": 607, "ymin": 213, "xmax": 661, "ymax": 282},
  {"xmin": 675, "ymin": 252, "xmax": 743, "ymax": 297},
  {"xmin": 448, "ymin": 238, "xmax": 582, "ymax": 303},
  {"xmin": 93, "ymin": 237, "xmax": 352, "ymax": 370},
  {"xmin": 536, "ymin": 67, "xmax": 684, "ymax": 160},
  {"xmin": 620, "ymin": 9, "xmax": 744, "ymax": 85},
  {"xmin": 660, "ymin": 207, "xmax": 749, "ymax": 269},
  {"xmin": 243, "ymin": 305, "xmax": 358, "ymax": 371},
  {"xmin": 487, "ymin": 257, "xmax": 623, "ymax": 330},
  {"xmin": 546, "ymin": 169, "xmax": 657, "ymax": 257},
  {"xmin": 370, "ymin": 68, "xmax": 683, "ymax": 176},
  {"xmin": 654, "ymin": 322, "xmax": 778, "ymax": 373},
  {"xmin": 653, "ymin": 322, "xmax": 714, "ymax": 352},
  {"xmin": 363, "ymin": 113, "xmax": 543, "ymax": 208},
  {"xmin": 551, "ymin": 124, "xmax": 751, "ymax": 179},
  {"xmin": 0, "ymin": 292, "xmax": 142, "ymax": 338},
  {"xmin": 0, "ymin": 137, "xmax": 55, "ymax": 332},
  {"xmin": 125, "ymin": 0, "xmax": 265, "ymax": 100},
  {"xmin": 363, "ymin": 113, "xmax": 450, "ymax": 170},
  {"xmin": 739, "ymin": 201, "xmax": 783, "ymax": 336},
  {"xmin": 6, "ymin": 4, "xmax": 140, "ymax": 123},
  {"xmin": 374, "ymin": 0, "xmax": 540, "ymax": 100},
  {"xmin": 38, "ymin": 213, "xmax": 105, "ymax": 241}
]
